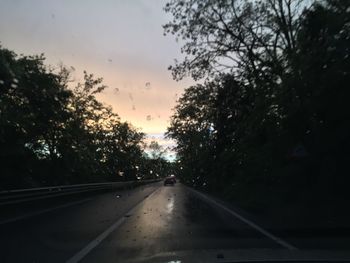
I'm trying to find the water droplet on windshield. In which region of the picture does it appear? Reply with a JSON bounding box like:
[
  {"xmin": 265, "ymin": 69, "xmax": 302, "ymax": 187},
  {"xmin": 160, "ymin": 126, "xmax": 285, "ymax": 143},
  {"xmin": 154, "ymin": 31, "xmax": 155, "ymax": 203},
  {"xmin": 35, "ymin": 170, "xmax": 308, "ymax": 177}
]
[{"xmin": 217, "ymin": 253, "xmax": 224, "ymax": 259}]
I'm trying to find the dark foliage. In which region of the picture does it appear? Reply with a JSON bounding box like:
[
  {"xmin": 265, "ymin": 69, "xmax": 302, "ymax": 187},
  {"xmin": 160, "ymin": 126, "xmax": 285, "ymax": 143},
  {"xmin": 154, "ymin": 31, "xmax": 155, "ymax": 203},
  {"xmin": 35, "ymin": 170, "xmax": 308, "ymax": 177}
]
[
  {"xmin": 165, "ymin": 0, "xmax": 350, "ymax": 207},
  {"xmin": 0, "ymin": 48, "xmax": 170, "ymax": 189}
]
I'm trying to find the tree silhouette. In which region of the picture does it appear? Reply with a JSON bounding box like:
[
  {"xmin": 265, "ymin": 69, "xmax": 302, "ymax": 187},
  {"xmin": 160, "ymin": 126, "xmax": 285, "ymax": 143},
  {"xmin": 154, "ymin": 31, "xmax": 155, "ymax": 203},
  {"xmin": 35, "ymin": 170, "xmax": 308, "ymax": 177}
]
[
  {"xmin": 0, "ymin": 47, "xmax": 169, "ymax": 189},
  {"xmin": 165, "ymin": 0, "xmax": 350, "ymax": 203}
]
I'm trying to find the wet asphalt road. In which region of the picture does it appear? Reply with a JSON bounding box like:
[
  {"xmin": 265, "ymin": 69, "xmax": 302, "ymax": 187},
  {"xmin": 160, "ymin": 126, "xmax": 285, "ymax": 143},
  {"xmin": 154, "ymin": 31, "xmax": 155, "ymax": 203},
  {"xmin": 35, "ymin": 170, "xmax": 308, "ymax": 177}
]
[
  {"xmin": 0, "ymin": 182, "xmax": 281, "ymax": 263},
  {"xmin": 79, "ymin": 183, "xmax": 280, "ymax": 263},
  {"xmin": 2, "ymin": 182, "xmax": 348, "ymax": 262}
]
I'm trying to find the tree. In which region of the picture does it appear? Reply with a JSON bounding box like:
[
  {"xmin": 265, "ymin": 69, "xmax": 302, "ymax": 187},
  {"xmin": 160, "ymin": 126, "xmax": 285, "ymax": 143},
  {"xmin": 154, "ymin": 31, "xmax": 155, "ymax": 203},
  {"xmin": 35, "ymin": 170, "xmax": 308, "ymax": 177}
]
[
  {"xmin": 148, "ymin": 141, "xmax": 165, "ymax": 159},
  {"xmin": 163, "ymin": 1, "xmax": 313, "ymax": 182},
  {"xmin": 279, "ymin": 0, "xmax": 350, "ymax": 190},
  {"xmin": 166, "ymin": 82, "xmax": 217, "ymax": 187},
  {"xmin": 163, "ymin": 0, "xmax": 308, "ymax": 83},
  {"xmin": 0, "ymin": 48, "xmax": 73, "ymax": 187},
  {"xmin": 0, "ymin": 46, "xmax": 149, "ymax": 189},
  {"xmin": 165, "ymin": 0, "xmax": 350, "ymax": 205}
]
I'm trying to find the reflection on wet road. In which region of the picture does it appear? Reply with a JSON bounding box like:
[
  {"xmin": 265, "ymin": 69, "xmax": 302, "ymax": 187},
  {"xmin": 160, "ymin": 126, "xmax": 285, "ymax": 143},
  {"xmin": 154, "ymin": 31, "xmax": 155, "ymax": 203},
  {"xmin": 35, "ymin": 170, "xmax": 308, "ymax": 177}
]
[
  {"xmin": 166, "ymin": 196, "xmax": 174, "ymax": 214},
  {"xmin": 81, "ymin": 183, "xmax": 279, "ymax": 263},
  {"xmin": 2, "ymin": 182, "xmax": 349, "ymax": 263}
]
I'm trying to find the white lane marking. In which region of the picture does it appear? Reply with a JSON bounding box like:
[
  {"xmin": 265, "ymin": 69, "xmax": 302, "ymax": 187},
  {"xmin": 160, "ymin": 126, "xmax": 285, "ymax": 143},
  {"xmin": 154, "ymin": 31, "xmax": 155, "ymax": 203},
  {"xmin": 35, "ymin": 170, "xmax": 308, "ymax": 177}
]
[
  {"xmin": 66, "ymin": 187, "xmax": 161, "ymax": 263},
  {"xmin": 166, "ymin": 196, "xmax": 175, "ymax": 214},
  {"xmin": 0, "ymin": 198, "xmax": 92, "ymax": 225},
  {"xmin": 66, "ymin": 216, "xmax": 128, "ymax": 263},
  {"xmin": 187, "ymin": 187, "xmax": 297, "ymax": 250}
]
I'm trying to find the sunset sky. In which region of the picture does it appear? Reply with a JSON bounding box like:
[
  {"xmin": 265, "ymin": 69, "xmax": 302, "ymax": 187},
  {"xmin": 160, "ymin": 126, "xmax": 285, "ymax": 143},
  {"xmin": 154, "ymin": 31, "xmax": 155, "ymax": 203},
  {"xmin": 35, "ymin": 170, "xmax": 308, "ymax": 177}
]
[{"xmin": 0, "ymin": 0, "xmax": 193, "ymax": 154}]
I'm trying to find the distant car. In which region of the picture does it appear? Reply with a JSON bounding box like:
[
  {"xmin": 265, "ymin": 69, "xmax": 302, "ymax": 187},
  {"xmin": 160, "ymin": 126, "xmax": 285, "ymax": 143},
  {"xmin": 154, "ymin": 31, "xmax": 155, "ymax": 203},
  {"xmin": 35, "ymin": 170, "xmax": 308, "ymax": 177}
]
[{"xmin": 164, "ymin": 177, "xmax": 176, "ymax": 186}]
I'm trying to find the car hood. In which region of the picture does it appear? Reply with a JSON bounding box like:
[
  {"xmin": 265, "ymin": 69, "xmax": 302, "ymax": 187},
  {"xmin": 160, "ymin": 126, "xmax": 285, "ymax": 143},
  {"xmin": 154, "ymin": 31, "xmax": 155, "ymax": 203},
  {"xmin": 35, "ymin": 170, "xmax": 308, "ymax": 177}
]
[{"xmin": 128, "ymin": 248, "xmax": 350, "ymax": 263}]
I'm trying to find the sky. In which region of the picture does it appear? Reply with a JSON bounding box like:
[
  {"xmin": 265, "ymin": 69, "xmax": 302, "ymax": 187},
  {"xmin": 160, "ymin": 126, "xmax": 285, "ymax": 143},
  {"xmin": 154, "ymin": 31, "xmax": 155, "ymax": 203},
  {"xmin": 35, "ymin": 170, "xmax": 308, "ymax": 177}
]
[{"xmin": 0, "ymin": 0, "xmax": 193, "ymax": 156}]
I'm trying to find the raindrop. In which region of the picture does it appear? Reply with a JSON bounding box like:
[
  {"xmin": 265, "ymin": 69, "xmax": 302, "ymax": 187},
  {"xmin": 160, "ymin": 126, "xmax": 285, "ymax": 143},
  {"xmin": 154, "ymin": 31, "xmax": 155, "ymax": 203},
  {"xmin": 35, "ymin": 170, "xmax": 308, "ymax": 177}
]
[
  {"xmin": 132, "ymin": 105, "xmax": 136, "ymax": 110},
  {"xmin": 217, "ymin": 253, "xmax": 224, "ymax": 259},
  {"xmin": 146, "ymin": 115, "xmax": 152, "ymax": 121},
  {"xmin": 145, "ymin": 82, "xmax": 151, "ymax": 89},
  {"xmin": 108, "ymin": 58, "xmax": 113, "ymax": 63}
]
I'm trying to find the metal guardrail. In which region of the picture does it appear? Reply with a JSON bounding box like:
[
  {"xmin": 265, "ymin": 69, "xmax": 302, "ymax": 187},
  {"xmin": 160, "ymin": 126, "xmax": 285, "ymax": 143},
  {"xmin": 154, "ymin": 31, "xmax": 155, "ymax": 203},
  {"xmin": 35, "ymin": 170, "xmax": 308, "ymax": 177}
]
[{"xmin": 0, "ymin": 179, "xmax": 161, "ymax": 206}]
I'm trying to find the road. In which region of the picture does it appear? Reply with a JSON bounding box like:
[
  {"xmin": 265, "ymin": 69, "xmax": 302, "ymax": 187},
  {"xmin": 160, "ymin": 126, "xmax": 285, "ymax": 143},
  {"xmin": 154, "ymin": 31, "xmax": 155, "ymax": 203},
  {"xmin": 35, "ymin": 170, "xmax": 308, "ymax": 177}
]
[{"xmin": 1, "ymin": 182, "xmax": 350, "ymax": 263}]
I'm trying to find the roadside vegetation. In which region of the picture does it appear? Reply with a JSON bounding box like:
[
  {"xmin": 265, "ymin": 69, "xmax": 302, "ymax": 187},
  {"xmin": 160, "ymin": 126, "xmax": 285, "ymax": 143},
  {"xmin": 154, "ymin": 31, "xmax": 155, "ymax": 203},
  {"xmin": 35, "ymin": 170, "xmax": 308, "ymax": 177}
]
[
  {"xmin": 165, "ymin": 0, "xmax": 350, "ymax": 224},
  {"xmin": 0, "ymin": 48, "xmax": 172, "ymax": 189}
]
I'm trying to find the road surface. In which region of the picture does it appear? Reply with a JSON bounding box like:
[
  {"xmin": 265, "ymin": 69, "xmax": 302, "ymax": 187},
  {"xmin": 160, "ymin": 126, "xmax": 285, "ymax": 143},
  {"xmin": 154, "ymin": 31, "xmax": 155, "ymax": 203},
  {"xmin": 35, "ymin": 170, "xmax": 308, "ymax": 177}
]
[{"xmin": 1, "ymin": 182, "xmax": 349, "ymax": 263}]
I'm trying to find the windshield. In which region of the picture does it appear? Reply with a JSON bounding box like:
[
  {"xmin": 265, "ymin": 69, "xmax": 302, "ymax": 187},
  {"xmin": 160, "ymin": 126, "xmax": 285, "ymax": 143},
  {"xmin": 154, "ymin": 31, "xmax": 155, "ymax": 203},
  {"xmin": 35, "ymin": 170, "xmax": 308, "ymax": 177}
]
[{"xmin": 1, "ymin": 0, "xmax": 350, "ymax": 262}]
